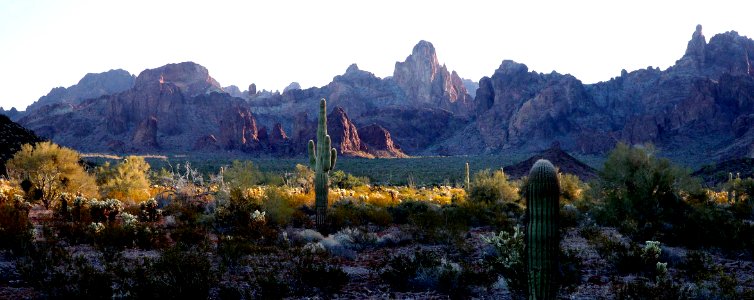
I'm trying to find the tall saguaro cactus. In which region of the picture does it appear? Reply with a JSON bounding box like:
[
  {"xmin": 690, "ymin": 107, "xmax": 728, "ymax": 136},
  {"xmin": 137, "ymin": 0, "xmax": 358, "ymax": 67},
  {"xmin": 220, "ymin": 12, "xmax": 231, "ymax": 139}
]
[
  {"xmin": 526, "ymin": 159, "xmax": 560, "ymax": 300},
  {"xmin": 308, "ymin": 98, "xmax": 337, "ymax": 229}
]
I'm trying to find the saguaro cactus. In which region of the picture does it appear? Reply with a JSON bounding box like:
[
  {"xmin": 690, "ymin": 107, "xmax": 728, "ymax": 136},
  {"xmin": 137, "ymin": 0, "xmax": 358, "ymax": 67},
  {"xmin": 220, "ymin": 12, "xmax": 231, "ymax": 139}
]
[
  {"xmin": 465, "ymin": 162, "xmax": 470, "ymax": 188},
  {"xmin": 308, "ymin": 98, "xmax": 337, "ymax": 229},
  {"xmin": 526, "ymin": 159, "xmax": 560, "ymax": 300}
]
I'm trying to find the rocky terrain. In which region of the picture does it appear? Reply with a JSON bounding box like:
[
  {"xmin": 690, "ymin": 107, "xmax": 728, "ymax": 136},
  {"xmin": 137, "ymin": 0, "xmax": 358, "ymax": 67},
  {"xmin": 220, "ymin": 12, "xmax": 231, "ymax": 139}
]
[{"xmin": 8, "ymin": 25, "xmax": 754, "ymax": 163}]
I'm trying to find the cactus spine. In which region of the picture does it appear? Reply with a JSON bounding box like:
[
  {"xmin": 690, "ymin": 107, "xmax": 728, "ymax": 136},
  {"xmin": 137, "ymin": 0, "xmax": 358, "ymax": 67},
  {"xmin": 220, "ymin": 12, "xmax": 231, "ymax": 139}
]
[
  {"xmin": 465, "ymin": 162, "xmax": 470, "ymax": 188},
  {"xmin": 308, "ymin": 98, "xmax": 337, "ymax": 229},
  {"xmin": 526, "ymin": 159, "xmax": 560, "ymax": 300}
]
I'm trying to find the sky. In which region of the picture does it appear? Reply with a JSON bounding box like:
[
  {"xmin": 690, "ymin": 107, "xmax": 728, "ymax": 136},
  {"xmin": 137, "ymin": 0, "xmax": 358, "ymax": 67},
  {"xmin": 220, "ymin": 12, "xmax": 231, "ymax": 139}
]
[{"xmin": 0, "ymin": 0, "xmax": 752, "ymax": 110}]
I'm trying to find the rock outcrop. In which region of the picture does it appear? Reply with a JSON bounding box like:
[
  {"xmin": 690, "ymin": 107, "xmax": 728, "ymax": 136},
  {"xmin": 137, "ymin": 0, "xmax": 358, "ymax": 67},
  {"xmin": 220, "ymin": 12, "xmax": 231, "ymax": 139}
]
[
  {"xmin": 327, "ymin": 106, "xmax": 371, "ymax": 158},
  {"xmin": 132, "ymin": 116, "xmax": 159, "ymax": 149},
  {"xmin": 0, "ymin": 115, "xmax": 43, "ymax": 176},
  {"xmin": 359, "ymin": 124, "xmax": 407, "ymax": 158}
]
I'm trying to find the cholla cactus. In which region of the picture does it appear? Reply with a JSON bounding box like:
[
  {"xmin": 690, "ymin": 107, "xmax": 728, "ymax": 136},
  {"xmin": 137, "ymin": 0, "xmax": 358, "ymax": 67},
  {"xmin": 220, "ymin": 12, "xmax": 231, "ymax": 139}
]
[
  {"xmin": 308, "ymin": 99, "xmax": 337, "ymax": 229},
  {"xmin": 89, "ymin": 222, "xmax": 105, "ymax": 234},
  {"xmin": 121, "ymin": 212, "xmax": 139, "ymax": 230},
  {"xmin": 251, "ymin": 210, "xmax": 266, "ymax": 223},
  {"xmin": 140, "ymin": 198, "xmax": 159, "ymax": 222},
  {"xmin": 642, "ymin": 240, "xmax": 662, "ymax": 262}
]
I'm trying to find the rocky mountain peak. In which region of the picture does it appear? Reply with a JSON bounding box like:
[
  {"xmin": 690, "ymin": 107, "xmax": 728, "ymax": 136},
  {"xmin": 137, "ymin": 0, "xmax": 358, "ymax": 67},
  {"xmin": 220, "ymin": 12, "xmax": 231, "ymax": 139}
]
[
  {"xmin": 496, "ymin": 60, "xmax": 529, "ymax": 76},
  {"xmin": 27, "ymin": 69, "xmax": 135, "ymax": 112},
  {"xmin": 133, "ymin": 62, "xmax": 223, "ymax": 97},
  {"xmin": 283, "ymin": 82, "xmax": 302, "ymax": 93},
  {"xmin": 682, "ymin": 24, "xmax": 707, "ymax": 68},
  {"xmin": 393, "ymin": 40, "xmax": 472, "ymax": 113}
]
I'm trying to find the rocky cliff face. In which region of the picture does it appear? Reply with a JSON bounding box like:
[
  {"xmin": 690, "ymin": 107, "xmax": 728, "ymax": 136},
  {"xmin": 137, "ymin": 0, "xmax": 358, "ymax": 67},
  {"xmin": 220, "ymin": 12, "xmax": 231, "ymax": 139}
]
[
  {"xmin": 327, "ymin": 106, "xmax": 371, "ymax": 158},
  {"xmin": 27, "ymin": 69, "xmax": 135, "ymax": 112},
  {"xmin": 359, "ymin": 124, "xmax": 407, "ymax": 158}
]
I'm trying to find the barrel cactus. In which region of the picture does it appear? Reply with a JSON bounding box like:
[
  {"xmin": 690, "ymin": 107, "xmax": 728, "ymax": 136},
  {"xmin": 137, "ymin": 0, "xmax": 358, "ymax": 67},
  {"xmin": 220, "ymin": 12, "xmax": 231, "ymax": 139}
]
[
  {"xmin": 308, "ymin": 98, "xmax": 337, "ymax": 229},
  {"xmin": 526, "ymin": 159, "xmax": 560, "ymax": 299}
]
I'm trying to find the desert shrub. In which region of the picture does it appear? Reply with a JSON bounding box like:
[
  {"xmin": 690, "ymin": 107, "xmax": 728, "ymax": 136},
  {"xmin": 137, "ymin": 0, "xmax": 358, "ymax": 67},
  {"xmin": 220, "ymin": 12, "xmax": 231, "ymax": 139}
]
[
  {"xmin": 292, "ymin": 163, "xmax": 314, "ymax": 194},
  {"xmin": 379, "ymin": 249, "xmax": 483, "ymax": 295},
  {"xmin": 0, "ymin": 194, "xmax": 32, "ymax": 251},
  {"xmin": 380, "ymin": 250, "xmax": 441, "ymax": 291},
  {"xmin": 328, "ymin": 199, "xmax": 391, "ymax": 230},
  {"xmin": 217, "ymin": 235, "xmax": 257, "ymax": 270},
  {"xmin": 18, "ymin": 246, "xmax": 114, "ymax": 299},
  {"xmin": 96, "ymin": 156, "xmax": 151, "ymax": 203},
  {"xmin": 111, "ymin": 246, "xmax": 215, "ymax": 299},
  {"xmin": 252, "ymin": 270, "xmax": 290, "ymax": 299},
  {"xmin": 615, "ymin": 276, "xmax": 684, "ymax": 300},
  {"xmin": 6, "ymin": 141, "xmax": 98, "ymax": 208},
  {"xmin": 680, "ymin": 250, "xmax": 716, "ymax": 282},
  {"xmin": 595, "ymin": 143, "xmax": 700, "ymax": 239},
  {"xmin": 289, "ymin": 251, "xmax": 348, "ymax": 295},
  {"xmin": 223, "ymin": 160, "xmax": 264, "ymax": 199},
  {"xmin": 467, "ymin": 169, "xmax": 519, "ymax": 204},
  {"xmin": 261, "ymin": 186, "xmax": 296, "ymax": 227},
  {"xmin": 588, "ymin": 232, "xmax": 643, "ymax": 274},
  {"xmin": 560, "ymin": 249, "xmax": 584, "ymax": 292},
  {"xmin": 329, "ymin": 170, "xmax": 369, "ymax": 189},
  {"xmin": 559, "ymin": 173, "xmax": 588, "ymax": 204},
  {"xmin": 673, "ymin": 202, "xmax": 751, "ymax": 249},
  {"xmin": 559, "ymin": 203, "xmax": 582, "ymax": 228}
]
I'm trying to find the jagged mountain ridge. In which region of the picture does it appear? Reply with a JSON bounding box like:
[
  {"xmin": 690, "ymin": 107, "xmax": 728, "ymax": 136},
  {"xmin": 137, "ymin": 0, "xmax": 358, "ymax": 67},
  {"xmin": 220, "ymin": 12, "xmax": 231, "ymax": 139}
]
[{"xmin": 14, "ymin": 26, "xmax": 754, "ymax": 163}]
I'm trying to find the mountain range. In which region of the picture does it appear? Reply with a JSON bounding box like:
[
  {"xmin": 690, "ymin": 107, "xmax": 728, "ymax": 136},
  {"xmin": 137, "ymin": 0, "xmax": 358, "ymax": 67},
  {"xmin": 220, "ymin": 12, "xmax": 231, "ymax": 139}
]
[{"xmin": 6, "ymin": 25, "xmax": 754, "ymax": 164}]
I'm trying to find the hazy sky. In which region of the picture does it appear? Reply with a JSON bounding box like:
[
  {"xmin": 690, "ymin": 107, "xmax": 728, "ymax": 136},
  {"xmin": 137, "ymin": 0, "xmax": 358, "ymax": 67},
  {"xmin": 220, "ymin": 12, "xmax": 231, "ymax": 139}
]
[{"xmin": 0, "ymin": 0, "xmax": 751, "ymax": 110}]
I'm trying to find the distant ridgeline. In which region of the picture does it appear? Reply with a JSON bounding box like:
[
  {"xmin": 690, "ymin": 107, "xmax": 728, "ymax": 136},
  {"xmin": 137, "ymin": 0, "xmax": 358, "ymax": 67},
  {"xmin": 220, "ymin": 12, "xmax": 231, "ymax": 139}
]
[{"xmin": 13, "ymin": 25, "xmax": 754, "ymax": 166}]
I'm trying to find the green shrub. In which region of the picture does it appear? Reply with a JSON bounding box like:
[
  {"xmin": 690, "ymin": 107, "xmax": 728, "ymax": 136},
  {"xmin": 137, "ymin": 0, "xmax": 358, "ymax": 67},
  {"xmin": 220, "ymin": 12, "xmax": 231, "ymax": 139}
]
[
  {"xmin": 467, "ymin": 169, "xmax": 519, "ymax": 204},
  {"xmin": 595, "ymin": 143, "xmax": 700, "ymax": 239},
  {"xmin": 329, "ymin": 170, "xmax": 369, "ymax": 189}
]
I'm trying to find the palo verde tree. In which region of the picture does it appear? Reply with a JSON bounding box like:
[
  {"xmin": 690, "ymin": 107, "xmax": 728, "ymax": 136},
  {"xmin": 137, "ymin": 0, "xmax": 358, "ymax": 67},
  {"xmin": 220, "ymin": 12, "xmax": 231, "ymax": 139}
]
[
  {"xmin": 6, "ymin": 141, "xmax": 98, "ymax": 208},
  {"xmin": 308, "ymin": 98, "xmax": 337, "ymax": 229},
  {"xmin": 97, "ymin": 156, "xmax": 151, "ymax": 203}
]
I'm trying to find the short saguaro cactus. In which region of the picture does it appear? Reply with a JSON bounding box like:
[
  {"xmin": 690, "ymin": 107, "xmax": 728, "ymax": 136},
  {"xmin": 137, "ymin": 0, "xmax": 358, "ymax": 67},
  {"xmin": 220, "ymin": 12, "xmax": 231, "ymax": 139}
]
[{"xmin": 526, "ymin": 159, "xmax": 560, "ymax": 299}]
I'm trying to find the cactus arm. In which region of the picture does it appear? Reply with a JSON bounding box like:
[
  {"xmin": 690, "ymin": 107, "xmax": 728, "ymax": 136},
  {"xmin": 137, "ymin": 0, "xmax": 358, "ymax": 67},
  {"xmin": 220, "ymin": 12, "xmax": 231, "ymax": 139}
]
[
  {"xmin": 308, "ymin": 140, "xmax": 316, "ymax": 169},
  {"xmin": 330, "ymin": 148, "xmax": 337, "ymax": 170}
]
